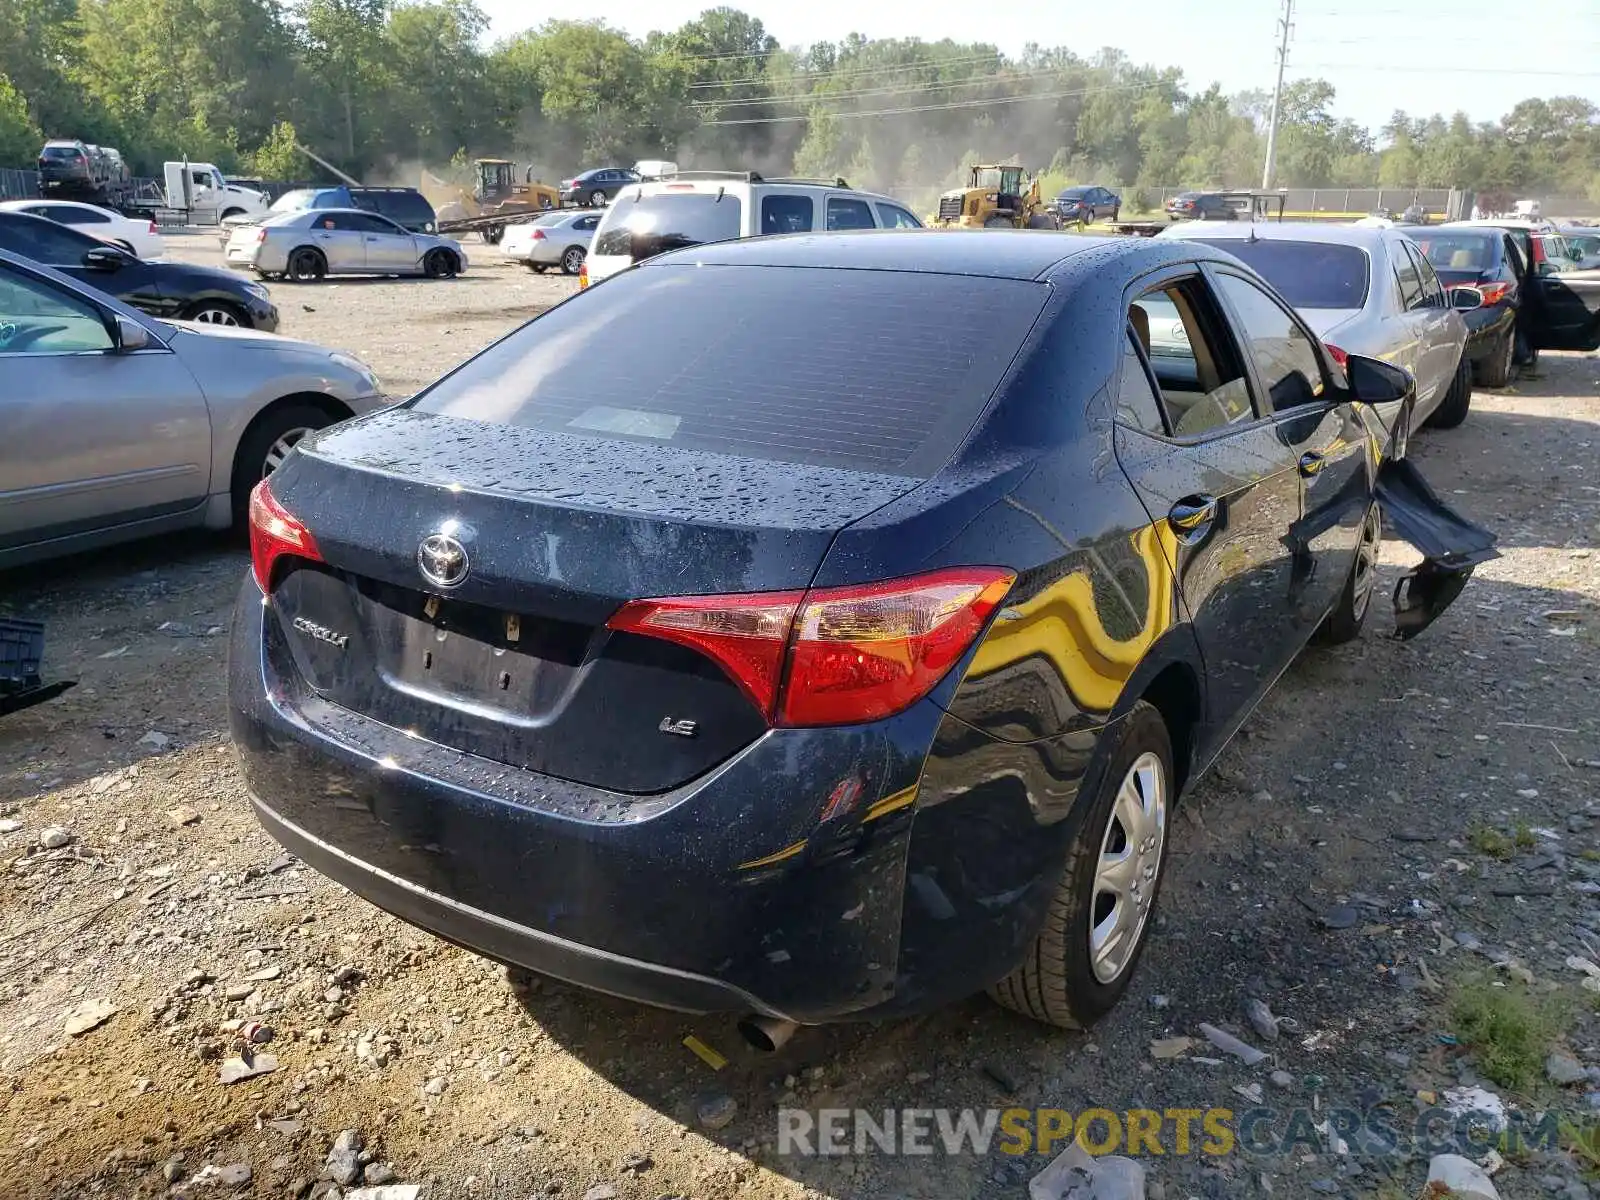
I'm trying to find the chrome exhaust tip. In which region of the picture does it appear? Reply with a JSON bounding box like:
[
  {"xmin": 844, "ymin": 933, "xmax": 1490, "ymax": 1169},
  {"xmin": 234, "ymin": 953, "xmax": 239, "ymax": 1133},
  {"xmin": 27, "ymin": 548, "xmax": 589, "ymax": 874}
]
[{"xmin": 738, "ymin": 1015, "xmax": 798, "ymax": 1053}]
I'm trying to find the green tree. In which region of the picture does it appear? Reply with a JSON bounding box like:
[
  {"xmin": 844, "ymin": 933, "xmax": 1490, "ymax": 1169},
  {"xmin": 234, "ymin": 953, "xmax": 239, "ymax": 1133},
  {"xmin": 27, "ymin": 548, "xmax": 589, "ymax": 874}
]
[
  {"xmin": 295, "ymin": 0, "xmax": 392, "ymax": 164},
  {"xmin": 0, "ymin": 72, "xmax": 40, "ymax": 164},
  {"xmin": 248, "ymin": 120, "xmax": 301, "ymax": 178}
]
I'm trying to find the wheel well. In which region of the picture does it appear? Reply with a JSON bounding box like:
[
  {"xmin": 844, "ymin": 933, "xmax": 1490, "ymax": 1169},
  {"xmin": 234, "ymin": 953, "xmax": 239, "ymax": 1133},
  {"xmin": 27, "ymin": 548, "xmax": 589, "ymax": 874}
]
[
  {"xmin": 221, "ymin": 208, "xmax": 244, "ymax": 220},
  {"xmin": 291, "ymin": 244, "xmax": 325, "ymax": 264},
  {"xmin": 1140, "ymin": 663, "xmax": 1202, "ymax": 794},
  {"xmin": 233, "ymin": 392, "xmax": 354, "ymax": 475}
]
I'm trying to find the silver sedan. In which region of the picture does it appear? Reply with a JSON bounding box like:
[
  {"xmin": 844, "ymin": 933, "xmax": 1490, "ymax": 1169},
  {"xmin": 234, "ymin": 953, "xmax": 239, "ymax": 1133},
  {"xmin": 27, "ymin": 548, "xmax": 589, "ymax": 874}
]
[
  {"xmin": 225, "ymin": 208, "xmax": 468, "ymax": 282},
  {"xmin": 499, "ymin": 209, "xmax": 601, "ymax": 274},
  {"xmin": 0, "ymin": 248, "xmax": 390, "ymax": 567},
  {"xmin": 1158, "ymin": 221, "xmax": 1471, "ymax": 432}
]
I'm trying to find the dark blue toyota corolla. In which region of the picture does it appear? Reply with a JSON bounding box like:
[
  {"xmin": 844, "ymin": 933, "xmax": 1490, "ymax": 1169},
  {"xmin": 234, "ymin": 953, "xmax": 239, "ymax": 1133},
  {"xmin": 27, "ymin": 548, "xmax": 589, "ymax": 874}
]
[{"xmin": 229, "ymin": 230, "xmax": 1494, "ymax": 1042}]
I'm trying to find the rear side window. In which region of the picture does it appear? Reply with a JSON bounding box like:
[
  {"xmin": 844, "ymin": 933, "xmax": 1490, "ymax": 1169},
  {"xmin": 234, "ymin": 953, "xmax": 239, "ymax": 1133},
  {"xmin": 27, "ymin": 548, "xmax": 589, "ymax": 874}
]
[
  {"xmin": 573, "ymin": 214, "xmax": 601, "ymax": 232},
  {"xmin": 876, "ymin": 203, "xmax": 922, "ymax": 229},
  {"xmin": 54, "ymin": 208, "xmax": 110, "ymax": 225},
  {"xmin": 0, "ymin": 215, "xmax": 94, "ymax": 265},
  {"xmin": 380, "ymin": 193, "xmax": 434, "ymax": 229},
  {"xmin": 761, "ymin": 194, "xmax": 813, "ymax": 235},
  {"xmin": 411, "ymin": 266, "xmax": 1046, "ymax": 476},
  {"xmin": 826, "ymin": 197, "xmax": 875, "ymax": 231},
  {"xmin": 311, "ymin": 191, "xmax": 347, "ymax": 210},
  {"xmin": 1393, "ymin": 242, "xmax": 1425, "ymax": 310},
  {"xmin": 594, "ymin": 193, "xmax": 743, "ymax": 258},
  {"xmin": 1213, "ymin": 273, "xmax": 1326, "ymax": 412},
  {"xmin": 1192, "ymin": 238, "xmax": 1369, "ymax": 309}
]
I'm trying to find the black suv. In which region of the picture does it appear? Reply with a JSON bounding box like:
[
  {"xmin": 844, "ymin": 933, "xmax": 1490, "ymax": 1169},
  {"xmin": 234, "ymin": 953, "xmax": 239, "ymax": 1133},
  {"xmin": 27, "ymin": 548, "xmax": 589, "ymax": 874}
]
[{"xmin": 0, "ymin": 211, "xmax": 278, "ymax": 330}]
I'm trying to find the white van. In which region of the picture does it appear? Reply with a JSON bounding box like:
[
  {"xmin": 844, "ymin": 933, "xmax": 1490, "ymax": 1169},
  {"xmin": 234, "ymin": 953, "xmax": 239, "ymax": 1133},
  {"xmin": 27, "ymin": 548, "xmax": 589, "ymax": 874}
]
[{"xmin": 583, "ymin": 172, "xmax": 923, "ymax": 286}]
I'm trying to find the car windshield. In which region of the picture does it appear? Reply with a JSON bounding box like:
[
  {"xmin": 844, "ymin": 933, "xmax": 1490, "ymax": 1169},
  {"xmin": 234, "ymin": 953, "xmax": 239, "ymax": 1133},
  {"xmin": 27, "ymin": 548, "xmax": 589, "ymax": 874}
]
[
  {"xmin": 42, "ymin": 146, "xmax": 81, "ymax": 159},
  {"xmin": 269, "ymin": 190, "xmax": 316, "ymax": 213},
  {"xmin": 1410, "ymin": 234, "xmax": 1494, "ymax": 272},
  {"xmin": 409, "ymin": 265, "xmax": 1047, "ymax": 476},
  {"xmin": 1194, "ymin": 238, "xmax": 1370, "ymax": 309},
  {"xmin": 593, "ymin": 193, "xmax": 742, "ymax": 259}
]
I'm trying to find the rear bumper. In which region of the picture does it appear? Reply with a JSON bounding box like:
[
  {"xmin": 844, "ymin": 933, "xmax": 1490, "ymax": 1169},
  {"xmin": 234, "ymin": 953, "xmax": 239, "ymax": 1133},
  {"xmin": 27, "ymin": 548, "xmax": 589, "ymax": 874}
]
[{"xmin": 227, "ymin": 575, "xmax": 970, "ymax": 1022}]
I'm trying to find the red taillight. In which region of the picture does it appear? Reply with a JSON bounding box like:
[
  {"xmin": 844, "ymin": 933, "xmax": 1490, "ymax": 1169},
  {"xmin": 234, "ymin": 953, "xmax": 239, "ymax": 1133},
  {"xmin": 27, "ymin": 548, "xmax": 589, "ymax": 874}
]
[
  {"xmin": 1477, "ymin": 281, "xmax": 1511, "ymax": 305},
  {"xmin": 148, "ymin": 220, "xmax": 159, "ymax": 235},
  {"xmin": 254, "ymin": 227, "xmax": 267, "ymax": 243},
  {"xmin": 249, "ymin": 479, "xmax": 321, "ymax": 593},
  {"xmin": 607, "ymin": 567, "xmax": 1015, "ymax": 727},
  {"xmin": 1324, "ymin": 343, "xmax": 1348, "ymax": 370},
  {"xmin": 531, "ymin": 228, "xmax": 546, "ymax": 240}
]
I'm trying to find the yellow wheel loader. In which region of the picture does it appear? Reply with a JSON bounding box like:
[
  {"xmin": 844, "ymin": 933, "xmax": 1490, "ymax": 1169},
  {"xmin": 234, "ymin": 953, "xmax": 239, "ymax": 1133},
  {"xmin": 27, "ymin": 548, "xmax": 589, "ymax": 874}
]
[
  {"xmin": 933, "ymin": 165, "xmax": 1060, "ymax": 230},
  {"xmin": 423, "ymin": 159, "xmax": 561, "ymax": 244}
]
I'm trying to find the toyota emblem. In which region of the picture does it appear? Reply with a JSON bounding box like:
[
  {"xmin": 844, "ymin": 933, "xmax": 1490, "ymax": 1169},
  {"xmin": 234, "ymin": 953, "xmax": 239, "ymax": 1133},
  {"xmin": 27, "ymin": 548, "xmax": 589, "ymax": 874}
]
[{"xmin": 418, "ymin": 533, "xmax": 469, "ymax": 589}]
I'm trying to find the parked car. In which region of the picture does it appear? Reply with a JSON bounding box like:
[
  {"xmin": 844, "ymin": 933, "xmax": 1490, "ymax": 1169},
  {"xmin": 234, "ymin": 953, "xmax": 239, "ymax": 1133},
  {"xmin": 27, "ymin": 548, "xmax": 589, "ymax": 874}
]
[
  {"xmin": 1165, "ymin": 191, "xmax": 1244, "ymax": 221},
  {"xmin": 220, "ymin": 186, "xmax": 438, "ymax": 244},
  {"xmin": 228, "ymin": 229, "xmax": 1491, "ymax": 1039},
  {"xmin": 585, "ymin": 172, "xmax": 923, "ymax": 286},
  {"xmin": 225, "ymin": 209, "xmax": 467, "ymax": 282},
  {"xmin": 0, "ymin": 199, "xmax": 164, "ymax": 259},
  {"xmin": 1559, "ymin": 226, "xmax": 1600, "ymax": 270},
  {"xmin": 0, "ymin": 210, "xmax": 278, "ymax": 330},
  {"xmin": 560, "ymin": 168, "xmax": 643, "ymax": 207},
  {"xmin": 1400, "ymin": 225, "xmax": 1526, "ymax": 386},
  {"xmin": 1054, "ymin": 186, "xmax": 1120, "ymax": 225},
  {"xmin": 1442, "ymin": 219, "xmax": 1600, "ymax": 357},
  {"xmin": 0, "ymin": 249, "xmax": 387, "ymax": 568},
  {"xmin": 1158, "ymin": 221, "xmax": 1470, "ymax": 432},
  {"xmin": 500, "ymin": 209, "xmax": 601, "ymax": 274}
]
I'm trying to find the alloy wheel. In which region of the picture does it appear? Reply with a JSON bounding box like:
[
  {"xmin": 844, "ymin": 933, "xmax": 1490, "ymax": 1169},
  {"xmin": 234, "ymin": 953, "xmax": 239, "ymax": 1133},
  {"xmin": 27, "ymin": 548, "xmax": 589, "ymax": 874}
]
[
  {"xmin": 1089, "ymin": 751, "xmax": 1167, "ymax": 984},
  {"xmin": 1351, "ymin": 506, "xmax": 1382, "ymax": 622},
  {"xmin": 262, "ymin": 427, "xmax": 312, "ymax": 478},
  {"xmin": 191, "ymin": 305, "xmax": 241, "ymax": 326},
  {"xmin": 562, "ymin": 246, "xmax": 584, "ymax": 274}
]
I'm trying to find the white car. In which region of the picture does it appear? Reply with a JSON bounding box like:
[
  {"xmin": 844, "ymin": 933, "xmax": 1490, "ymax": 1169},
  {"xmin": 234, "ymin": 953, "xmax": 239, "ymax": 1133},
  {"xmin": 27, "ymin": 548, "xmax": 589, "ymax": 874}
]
[
  {"xmin": 0, "ymin": 199, "xmax": 164, "ymax": 258},
  {"xmin": 584, "ymin": 172, "xmax": 924, "ymax": 286},
  {"xmin": 501, "ymin": 209, "xmax": 602, "ymax": 274},
  {"xmin": 1158, "ymin": 221, "xmax": 1470, "ymax": 433}
]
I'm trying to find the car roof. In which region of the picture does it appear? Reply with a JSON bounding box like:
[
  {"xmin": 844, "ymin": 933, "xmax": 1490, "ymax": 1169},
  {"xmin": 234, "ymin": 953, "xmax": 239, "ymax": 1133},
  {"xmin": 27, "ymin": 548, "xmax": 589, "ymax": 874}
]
[
  {"xmin": 1447, "ymin": 218, "xmax": 1550, "ymax": 230},
  {"xmin": 1159, "ymin": 220, "xmax": 1387, "ymax": 248},
  {"xmin": 616, "ymin": 178, "xmax": 910, "ymax": 206},
  {"xmin": 0, "ymin": 198, "xmax": 108, "ymax": 212},
  {"xmin": 1399, "ymin": 224, "xmax": 1499, "ymax": 241},
  {"xmin": 635, "ymin": 227, "xmax": 1237, "ymax": 282}
]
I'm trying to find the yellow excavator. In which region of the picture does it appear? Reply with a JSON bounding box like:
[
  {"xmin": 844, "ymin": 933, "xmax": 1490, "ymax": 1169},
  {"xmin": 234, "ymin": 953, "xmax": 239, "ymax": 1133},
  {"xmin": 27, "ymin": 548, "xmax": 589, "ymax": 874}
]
[
  {"xmin": 933, "ymin": 164, "xmax": 1059, "ymax": 230},
  {"xmin": 422, "ymin": 159, "xmax": 561, "ymax": 243}
]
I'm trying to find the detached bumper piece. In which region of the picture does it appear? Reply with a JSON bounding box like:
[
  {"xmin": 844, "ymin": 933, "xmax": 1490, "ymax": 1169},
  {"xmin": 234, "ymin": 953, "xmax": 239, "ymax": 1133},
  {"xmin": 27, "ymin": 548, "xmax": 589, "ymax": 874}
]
[
  {"xmin": 0, "ymin": 618, "xmax": 75, "ymax": 718},
  {"xmin": 1374, "ymin": 458, "xmax": 1500, "ymax": 640}
]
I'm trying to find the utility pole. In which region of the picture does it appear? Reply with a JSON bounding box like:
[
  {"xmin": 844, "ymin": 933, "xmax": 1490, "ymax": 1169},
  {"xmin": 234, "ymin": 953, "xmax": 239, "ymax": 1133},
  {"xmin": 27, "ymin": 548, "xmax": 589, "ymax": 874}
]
[{"xmin": 1261, "ymin": 0, "xmax": 1294, "ymax": 191}]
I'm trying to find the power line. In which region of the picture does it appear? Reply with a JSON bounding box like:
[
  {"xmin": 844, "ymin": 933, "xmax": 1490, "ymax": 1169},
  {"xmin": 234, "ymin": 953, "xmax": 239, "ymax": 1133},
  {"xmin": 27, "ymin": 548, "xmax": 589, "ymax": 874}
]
[
  {"xmin": 690, "ymin": 67, "xmax": 1109, "ymax": 110},
  {"xmin": 1294, "ymin": 61, "xmax": 1598, "ymax": 76},
  {"xmin": 689, "ymin": 51, "xmax": 1005, "ymax": 90},
  {"xmin": 700, "ymin": 79, "xmax": 1170, "ymax": 127}
]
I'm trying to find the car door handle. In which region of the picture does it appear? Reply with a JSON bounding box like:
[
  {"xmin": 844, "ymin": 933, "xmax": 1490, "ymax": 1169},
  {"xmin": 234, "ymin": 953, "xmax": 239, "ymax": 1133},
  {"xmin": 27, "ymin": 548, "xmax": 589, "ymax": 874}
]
[
  {"xmin": 1168, "ymin": 495, "xmax": 1218, "ymax": 537},
  {"xmin": 1298, "ymin": 451, "xmax": 1326, "ymax": 478}
]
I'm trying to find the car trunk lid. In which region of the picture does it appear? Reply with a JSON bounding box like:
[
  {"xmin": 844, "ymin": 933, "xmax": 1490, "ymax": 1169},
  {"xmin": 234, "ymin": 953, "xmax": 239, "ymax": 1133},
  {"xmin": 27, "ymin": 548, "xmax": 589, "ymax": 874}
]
[{"xmin": 259, "ymin": 408, "xmax": 924, "ymax": 794}]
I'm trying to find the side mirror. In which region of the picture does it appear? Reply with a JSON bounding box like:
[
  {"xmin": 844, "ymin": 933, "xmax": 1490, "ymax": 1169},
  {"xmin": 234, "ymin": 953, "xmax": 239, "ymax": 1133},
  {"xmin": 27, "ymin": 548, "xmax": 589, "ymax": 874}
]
[
  {"xmin": 1449, "ymin": 287, "xmax": 1483, "ymax": 311},
  {"xmin": 83, "ymin": 246, "xmax": 126, "ymax": 271},
  {"xmin": 1344, "ymin": 354, "xmax": 1414, "ymax": 405},
  {"xmin": 113, "ymin": 315, "xmax": 150, "ymax": 351}
]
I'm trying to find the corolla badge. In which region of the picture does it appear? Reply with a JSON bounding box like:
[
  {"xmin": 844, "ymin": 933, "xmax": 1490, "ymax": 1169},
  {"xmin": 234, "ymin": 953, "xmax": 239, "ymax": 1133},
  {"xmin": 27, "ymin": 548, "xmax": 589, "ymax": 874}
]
[
  {"xmin": 291, "ymin": 616, "xmax": 349, "ymax": 649},
  {"xmin": 418, "ymin": 532, "xmax": 470, "ymax": 588}
]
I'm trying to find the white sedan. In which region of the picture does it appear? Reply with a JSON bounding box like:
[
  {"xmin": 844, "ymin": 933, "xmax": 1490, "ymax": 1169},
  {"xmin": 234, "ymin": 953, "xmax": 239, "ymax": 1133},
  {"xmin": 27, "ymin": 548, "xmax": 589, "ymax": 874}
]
[
  {"xmin": 0, "ymin": 199, "xmax": 165, "ymax": 259},
  {"xmin": 501, "ymin": 209, "xmax": 601, "ymax": 274}
]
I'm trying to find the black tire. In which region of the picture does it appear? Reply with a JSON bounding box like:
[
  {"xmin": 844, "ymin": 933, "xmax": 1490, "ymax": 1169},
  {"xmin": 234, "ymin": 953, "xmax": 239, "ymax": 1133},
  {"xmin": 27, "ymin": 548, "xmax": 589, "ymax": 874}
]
[
  {"xmin": 1111, "ymin": 206, "xmax": 1120, "ymax": 222},
  {"xmin": 589, "ymin": 189, "xmax": 607, "ymax": 207},
  {"xmin": 560, "ymin": 244, "xmax": 586, "ymax": 275},
  {"xmin": 230, "ymin": 403, "xmax": 335, "ymax": 529},
  {"xmin": 526, "ymin": 263, "xmax": 547, "ymax": 273},
  {"xmin": 423, "ymin": 249, "xmax": 457, "ymax": 279},
  {"xmin": 989, "ymin": 701, "xmax": 1173, "ymax": 1028},
  {"xmin": 1475, "ymin": 328, "xmax": 1514, "ymax": 388},
  {"xmin": 1427, "ymin": 353, "xmax": 1472, "ymax": 429},
  {"xmin": 1317, "ymin": 502, "xmax": 1381, "ymax": 645},
  {"xmin": 286, "ymin": 247, "xmax": 326, "ymax": 283},
  {"xmin": 481, "ymin": 224, "xmax": 504, "ymax": 245},
  {"xmin": 983, "ymin": 214, "xmax": 1012, "ymax": 229}
]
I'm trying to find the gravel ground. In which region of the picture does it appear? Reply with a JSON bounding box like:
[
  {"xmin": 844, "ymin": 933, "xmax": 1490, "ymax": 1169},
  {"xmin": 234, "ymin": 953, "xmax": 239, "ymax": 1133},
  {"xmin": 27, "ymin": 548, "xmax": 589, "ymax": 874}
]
[{"xmin": 1, "ymin": 236, "xmax": 1599, "ymax": 1200}]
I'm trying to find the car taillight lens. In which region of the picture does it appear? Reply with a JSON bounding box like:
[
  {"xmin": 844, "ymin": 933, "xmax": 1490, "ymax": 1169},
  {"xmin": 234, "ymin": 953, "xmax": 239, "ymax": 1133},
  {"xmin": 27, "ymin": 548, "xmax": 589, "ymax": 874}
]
[
  {"xmin": 1477, "ymin": 281, "xmax": 1511, "ymax": 305},
  {"xmin": 254, "ymin": 227, "xmax": 267, "ymax": 242},
  {"xmin": 249, "ymin": 479, "xmax": 321, "ymax": 593},
  {"xmin": 1324, "ymin": 343, "xmax": 1348, "ymax": 369},
  {"xmin": 607, "ymin": 567, "xmax": 1015, "ymax": 727},
  {"xmin": 148, "ymin": 220, "xmax": 159, "ymax": 235},
  {"xmin": 531, "ymin": 229, "xmax": 545, "ymax": 240}
]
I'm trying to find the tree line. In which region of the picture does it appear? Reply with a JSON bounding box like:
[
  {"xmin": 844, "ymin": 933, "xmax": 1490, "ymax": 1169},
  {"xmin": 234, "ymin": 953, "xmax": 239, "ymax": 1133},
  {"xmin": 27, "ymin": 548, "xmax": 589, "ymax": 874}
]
[{"xmin": 2, "ymin": 0, "xmax": 1597, "ymax": 210}]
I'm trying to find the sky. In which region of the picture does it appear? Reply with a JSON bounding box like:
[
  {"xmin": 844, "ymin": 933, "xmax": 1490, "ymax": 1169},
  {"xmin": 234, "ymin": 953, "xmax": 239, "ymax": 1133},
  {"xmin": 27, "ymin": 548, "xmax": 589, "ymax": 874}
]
[{"xmin": 476, "ymin": 0, "xmax": 1600, "ymax": 135}]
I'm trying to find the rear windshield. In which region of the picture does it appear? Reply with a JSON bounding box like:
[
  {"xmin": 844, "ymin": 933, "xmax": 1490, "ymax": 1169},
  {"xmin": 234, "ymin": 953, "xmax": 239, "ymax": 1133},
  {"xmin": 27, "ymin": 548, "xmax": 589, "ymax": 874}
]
[
  {"xmin": 41, "ymin": 146, "xmax": 82, "ymax": 159},
  {"xmin": 410, "ymin": 266, "xmax": 1045, "ymax": 476},
  {"xmin": 270, "ymin": 189, "xmax": 316, "ymax": 213},
  {"xmin": 594, "ymin": 193, "xmax": 742, "ymax": 260},
  {"xmin": 1194, "ymin": 238, "xmax": 1370, "ymax": 309},
  {"xmin": 1410, "ymin": 233, "xmax": 1495, "ymax": 272}
]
